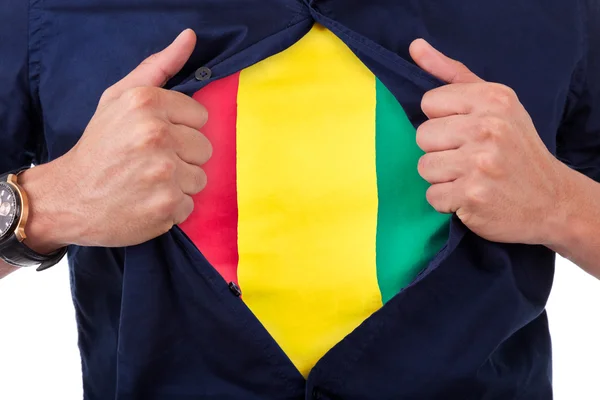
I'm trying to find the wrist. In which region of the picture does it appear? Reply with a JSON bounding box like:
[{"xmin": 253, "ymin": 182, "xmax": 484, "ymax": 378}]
[
  {"xmin": 17, "ymin": 160, "xmax": 76, "ymax": 254},
  {"xmin": 0, "ymin": 261, "xmax": 18, "ymax": 279},
  {"xmin": 539, "ymin": 162, "xmax": 586, "ymax": 256}
]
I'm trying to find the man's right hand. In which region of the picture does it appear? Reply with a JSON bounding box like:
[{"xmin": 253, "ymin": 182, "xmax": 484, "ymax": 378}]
[{"xmin": 18, "ymin": 29, "xmax": 211, "ymax": 252}]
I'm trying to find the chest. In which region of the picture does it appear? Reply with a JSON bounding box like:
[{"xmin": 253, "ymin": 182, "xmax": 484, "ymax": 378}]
[{"xmin": 35, "ymin": 0, "xmax": 582, "ymax": 160}]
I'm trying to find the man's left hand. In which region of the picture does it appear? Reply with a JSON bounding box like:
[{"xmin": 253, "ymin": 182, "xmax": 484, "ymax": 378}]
[{"xmin": 409, "ymin": 39, "xmax": 569, "ymax": 245}]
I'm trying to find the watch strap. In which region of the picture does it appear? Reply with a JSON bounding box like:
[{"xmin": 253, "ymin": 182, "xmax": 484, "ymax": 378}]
[
  {"xmin": 0, "ymin": 166, "xmax": 30, "ymax": 181},
  {"xmin": 0, "ymin": 234, "xmax": 68, "ymax": 271}
]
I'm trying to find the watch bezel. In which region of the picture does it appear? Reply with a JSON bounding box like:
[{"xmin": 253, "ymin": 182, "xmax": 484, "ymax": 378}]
[
  {"xmin": 7, "ymin": 174, "xmax": 29, "ymax": 243},
  {"xmin": 1, "ymin": 174, "xmax": 28, "ymax": 243},
  {"xmin": 0, "ymin": 181, "xmax": 21, "ymax": 243}
]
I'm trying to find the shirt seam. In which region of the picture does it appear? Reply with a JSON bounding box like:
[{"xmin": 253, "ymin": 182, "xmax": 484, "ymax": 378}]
[
  {"xmin": 28, "ymin": 0, "xmax": 48, "ymax": 163},
  {"xmin": 564, "ymin": 0, "xmax": 589, "ymax": 114},
  {"xmin": 577, "ymin": 0, "xmax": 590, "ymax": 93}
]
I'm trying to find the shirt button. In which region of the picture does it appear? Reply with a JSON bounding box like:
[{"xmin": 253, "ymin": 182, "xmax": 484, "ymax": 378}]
[
  {"xmin": 194, "ymin": 66, "xmax": 212, "ymax": 81},
  {"xmin": 228, "ymin": 281, "xmax": 242, "ymax": 297},
  {"xmin": 312, "ymin": 388, "xmax": 322, "ymax": 400}
]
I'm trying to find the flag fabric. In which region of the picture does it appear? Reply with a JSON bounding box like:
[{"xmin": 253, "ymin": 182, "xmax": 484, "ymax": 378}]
[{"xmin": 180, "ymin": 23, "xmax": 449, "ymax": 377}]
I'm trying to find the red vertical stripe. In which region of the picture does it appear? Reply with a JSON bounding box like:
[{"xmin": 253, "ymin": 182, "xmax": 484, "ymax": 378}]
[{"xmin": 179, "ymin": 73, "xmax": 240, "ymax": 285}]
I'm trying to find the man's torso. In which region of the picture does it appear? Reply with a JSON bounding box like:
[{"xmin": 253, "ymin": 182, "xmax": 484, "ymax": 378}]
[{"xmin": 23, "ymin": 1, "xmax": 583, "ymax": 398}]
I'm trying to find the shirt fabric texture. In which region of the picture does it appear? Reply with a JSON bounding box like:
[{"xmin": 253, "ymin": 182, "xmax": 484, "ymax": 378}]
[{"xmin": 1, "ymin": 1, "xmax": 599, "ymax": 399}]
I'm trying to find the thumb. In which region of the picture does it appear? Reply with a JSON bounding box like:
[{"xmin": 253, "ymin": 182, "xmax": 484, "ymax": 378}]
[
  {"xmin": 107, "ymin": 29, "xmax": 197, "ymax": 99},
  {"xmin": 409, "ymin": 38, "xmax": 483, "ymax": 84}
]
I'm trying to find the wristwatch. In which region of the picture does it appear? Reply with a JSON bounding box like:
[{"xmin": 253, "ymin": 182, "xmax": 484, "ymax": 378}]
[{"xmin": 0, "ymin": 168, "xmax": 68, "ymax": 271}]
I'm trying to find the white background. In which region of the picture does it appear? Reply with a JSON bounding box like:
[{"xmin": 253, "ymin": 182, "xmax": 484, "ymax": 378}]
[{"xmin": 0, "ymin": 257, "xmax": 598, "ymax": 400}]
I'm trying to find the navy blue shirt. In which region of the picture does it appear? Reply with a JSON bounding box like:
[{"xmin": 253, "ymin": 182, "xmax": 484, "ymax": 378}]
[{"xmin": 1, "ymin": 1, "xmax": 599, "ymax": 399}]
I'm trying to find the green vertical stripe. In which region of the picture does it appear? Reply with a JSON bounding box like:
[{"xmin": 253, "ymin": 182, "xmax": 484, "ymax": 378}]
[{"xmin": 375, "ymin": 79, "xmax": 451, "ymax": 303}]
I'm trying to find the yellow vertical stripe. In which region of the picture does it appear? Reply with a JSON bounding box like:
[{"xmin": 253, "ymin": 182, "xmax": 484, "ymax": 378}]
[{"xmin": 236, "ymin": 24, "xmax": 382, "ymax": 377}]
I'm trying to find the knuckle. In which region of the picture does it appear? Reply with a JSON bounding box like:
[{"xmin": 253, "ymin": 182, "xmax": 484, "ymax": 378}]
[
  {"xmin": 158, "ymin": 218, "xmax": 175, "ymax": 235},
  {"xmin": 125, "ymin": 87, "xmax": 158, "ymax": 110},
  {"xmin": 142, "ymin": 53, "xmax": 160, "ymax": 67},
  {"xmin": 472, "ymin": 118, "xmax": 492, "ymax": 141},
  {"xmin": 484, "ymin": 116, "xmax": 510, "ymax": 138},
  {"xmin": 475, "ymin": 147, "xmax": 505, "ymax": 178},
  {"xmin": 465, "ymin": 183, "xmax": 487, "ymax": 206},
  {"xmin": 155, "ymin": 189, "xmax": 181, "ymax": 217},
  {"xmin": 99, "ymin": 88, "xmax": 117, "ymax": 105},
  {"xmin": 198, "ymin": 135, "xmax": 213, "ymax": 165},
  {"xmin": 421, "ymin": 90, "xmax": 435, "ymax": 114},
  {"xmin": 138, "ymin": 120, "xmax": 170, "ymax": 148},
  {"xmin": 417, "ymin": 154, "xmax": 429, "ymax": 175},
  {"xmin": 475, "ymin": 152, "xmax": 498, "ymax": 174},
  {"xmin": 497, "ymin": 83, "xmax": 517, "ymax": 98},
  {"xmin": 195, "ymin": 168, "xmax": 208, "ymax": 193},
  {"xmin": 187, "ymin": 167, "xmax": 207, "ymax": 195},
  {"xmin": 176, "ymin": 198, "xmax": 195, "ymax": 225},
  {"xmin": 425, "ymin": 186, "xmax": 436, "ymax": 205},
  {"xmin": 453, "ymin": 63, "xmax": 471, "ymax": 81},
  {"xmin": 196, "ymin": 102, "xmax": 209, "ymax": 128},
  {"xmin": 487, "ymin": 84, "xmax": 516, "ymax": 110},
  {"xmin": 454, "ymin": 60, "xmax": 467, "ymax": 71},
  {"xmin": 146, "ymin": 158, "xmax": 176, "ymax": 183},
  {"xmin": 415, "ymin": 123, "xmax": 430, "ymax": 150},
  {"xmin": 425, "ymin": 186, "xmax": 444, "ymax": 212}
]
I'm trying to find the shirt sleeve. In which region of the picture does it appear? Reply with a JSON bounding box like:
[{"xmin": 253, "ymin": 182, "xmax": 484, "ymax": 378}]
[
  {"xmin": 0, "ymin": 0, "xmax": 45, "ymax": 173},
  {"xmin": 556, "ymin": 0, "xmax": 600, "ymax": 183}
]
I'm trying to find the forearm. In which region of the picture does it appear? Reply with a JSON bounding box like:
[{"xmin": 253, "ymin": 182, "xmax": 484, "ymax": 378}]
[
  {"xmin": 544, "ymin": 164, "xmax": 600, "ymax": 278},
  {"xmin": 17, "ymin": 162, "xmax": 74, "ymax": 254},
  {"xmin": 0, "ymin": 260, "xmax": 17, "ymax": 279},
  {"xmin": 0, "ymin": 161, "xmax": 73, "ymax": 278}
]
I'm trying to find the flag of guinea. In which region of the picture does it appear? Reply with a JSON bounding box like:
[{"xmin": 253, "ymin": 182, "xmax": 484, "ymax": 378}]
[{"xmin": 180, "ymin": 23, "xmax": 450, "ymax": 377}]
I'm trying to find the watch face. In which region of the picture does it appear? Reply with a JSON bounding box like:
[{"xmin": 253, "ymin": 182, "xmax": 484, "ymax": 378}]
[{"xmin": 0, "ymin": 183, "xmax": 18, "ymax": 239}]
